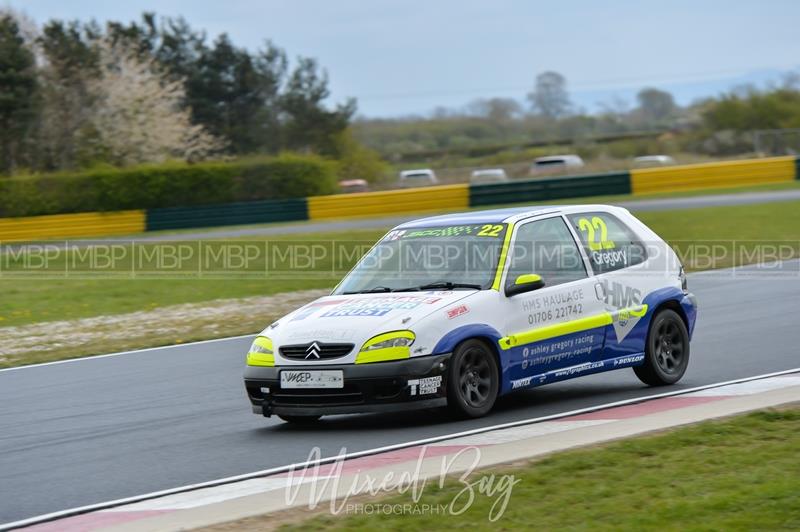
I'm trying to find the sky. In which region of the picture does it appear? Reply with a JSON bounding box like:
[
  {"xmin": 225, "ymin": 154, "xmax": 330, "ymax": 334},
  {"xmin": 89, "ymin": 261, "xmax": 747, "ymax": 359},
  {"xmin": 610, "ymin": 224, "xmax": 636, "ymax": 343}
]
[{"xmin": 7, "ymin": 0, "xmax": 800, "ymax": 117}]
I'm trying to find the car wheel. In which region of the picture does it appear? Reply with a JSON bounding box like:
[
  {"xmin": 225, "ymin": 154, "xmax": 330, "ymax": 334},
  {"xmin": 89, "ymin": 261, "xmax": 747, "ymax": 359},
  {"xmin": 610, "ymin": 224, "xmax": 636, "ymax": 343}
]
[
  {"xmin": 278, "ymin": 415, "xmax": 322, "ymax": 424},
  {"xmin": 447, "ymin": 339, "xmax": 499, "ymax": 418},
  {"xmin": 634, "ymin": 309, "xmax": 690, "ymax": 386}
]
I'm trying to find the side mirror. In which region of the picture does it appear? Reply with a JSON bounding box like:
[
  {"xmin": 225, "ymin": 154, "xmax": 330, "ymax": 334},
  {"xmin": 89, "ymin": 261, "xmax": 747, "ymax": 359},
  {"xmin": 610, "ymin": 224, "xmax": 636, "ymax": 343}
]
[{"xmin": 505, "ymin": 274, "xmax": 545, "ymax": 297}]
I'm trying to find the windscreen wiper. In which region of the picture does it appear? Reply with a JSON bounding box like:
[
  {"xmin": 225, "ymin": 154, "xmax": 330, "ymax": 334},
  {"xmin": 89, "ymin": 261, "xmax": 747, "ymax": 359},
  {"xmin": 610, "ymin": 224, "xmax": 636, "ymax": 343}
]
[
  {"xmin": 393, "ymin": 281, "xmax": 482, "ymax": 292},
  {"xmin": 343, "ymin": 286, "xmax": 393, "ymax": 294}
]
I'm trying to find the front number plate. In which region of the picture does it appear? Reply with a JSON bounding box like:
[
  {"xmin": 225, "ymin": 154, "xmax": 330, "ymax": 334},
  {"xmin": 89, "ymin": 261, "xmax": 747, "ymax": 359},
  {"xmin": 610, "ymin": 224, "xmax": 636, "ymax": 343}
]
[{"xmin": 280, "ymin": 370, "xmax": 344, "ymax": 389}]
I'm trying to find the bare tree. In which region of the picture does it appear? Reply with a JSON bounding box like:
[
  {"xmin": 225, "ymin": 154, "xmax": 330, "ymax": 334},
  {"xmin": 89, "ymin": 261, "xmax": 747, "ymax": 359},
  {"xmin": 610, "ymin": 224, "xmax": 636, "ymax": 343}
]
[
  {"xmin": 527, "ymin": 71, "xmax": 571, "ymax": 118},
  {"xmin": 86, "ymin": 40, "xmax": 223, "ymax": 165}
]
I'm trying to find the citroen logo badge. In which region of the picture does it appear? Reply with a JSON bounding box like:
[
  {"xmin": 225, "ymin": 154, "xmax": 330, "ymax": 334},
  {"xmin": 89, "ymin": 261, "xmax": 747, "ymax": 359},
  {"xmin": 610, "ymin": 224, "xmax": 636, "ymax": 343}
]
[{"xmin": 305, "ymin": 341, "xmax": 321, "ymax": 359}]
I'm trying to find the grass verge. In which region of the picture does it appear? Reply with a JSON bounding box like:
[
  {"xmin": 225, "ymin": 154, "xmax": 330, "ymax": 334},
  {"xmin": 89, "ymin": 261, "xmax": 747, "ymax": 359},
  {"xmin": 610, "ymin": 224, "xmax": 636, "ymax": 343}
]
[{"xmin": 203, "ymin": 408, "xmax": 800, "ymax": 531}]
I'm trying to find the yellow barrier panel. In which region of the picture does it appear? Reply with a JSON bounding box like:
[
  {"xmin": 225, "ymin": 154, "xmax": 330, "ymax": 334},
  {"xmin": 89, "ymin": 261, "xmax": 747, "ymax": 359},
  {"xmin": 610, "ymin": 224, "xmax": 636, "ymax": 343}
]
[
  {"xmin": 630, "ymin": 156, "xmax": 796, "ymax": 195},
  {"xmin": 0, "ymin": 210, "xmax": 146, "ymax": 243},
  {"xmin": 308, "ymin": 184, "xmax": 470, "ymax": 220}
]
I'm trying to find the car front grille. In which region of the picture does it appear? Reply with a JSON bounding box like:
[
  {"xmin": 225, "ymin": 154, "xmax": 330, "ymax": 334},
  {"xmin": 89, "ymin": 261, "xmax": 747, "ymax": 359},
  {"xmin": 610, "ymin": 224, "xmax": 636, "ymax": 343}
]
[{"xmin": 279, "ymin": 342, "xmax": 354, "ymax": 361}]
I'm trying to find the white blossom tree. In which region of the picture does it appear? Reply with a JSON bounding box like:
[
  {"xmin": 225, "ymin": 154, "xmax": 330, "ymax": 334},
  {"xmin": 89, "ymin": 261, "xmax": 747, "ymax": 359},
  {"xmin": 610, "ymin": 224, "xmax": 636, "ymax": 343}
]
[{"xmin": 87, "ymin": 40, "xmax": 223, "ymax": 166}]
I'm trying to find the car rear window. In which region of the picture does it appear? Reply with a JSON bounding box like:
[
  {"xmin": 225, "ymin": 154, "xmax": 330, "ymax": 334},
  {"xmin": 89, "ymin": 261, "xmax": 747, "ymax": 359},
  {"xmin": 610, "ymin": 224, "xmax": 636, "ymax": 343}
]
[{"xmin": 566, "ymin": 212, "xmax": 648, "ymax": 274}]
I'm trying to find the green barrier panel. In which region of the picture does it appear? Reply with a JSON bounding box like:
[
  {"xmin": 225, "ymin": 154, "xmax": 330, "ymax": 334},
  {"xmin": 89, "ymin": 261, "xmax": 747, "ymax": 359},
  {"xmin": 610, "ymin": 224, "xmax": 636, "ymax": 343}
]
[
  {"xmin": 146, "ymin": 198, "xmax": 309, "ymax": 231},
  {"xmin": 796, "ymin": 156, "xmax": 800, "ymax": 180},
  {"xmin": 469, "ymin": 171, "xmax": 631, "ymax": 207}
]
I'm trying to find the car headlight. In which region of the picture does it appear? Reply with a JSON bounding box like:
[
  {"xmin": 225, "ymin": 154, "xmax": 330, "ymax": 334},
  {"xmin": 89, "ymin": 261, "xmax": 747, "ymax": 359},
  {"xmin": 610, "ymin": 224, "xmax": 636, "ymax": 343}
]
[
  {"xmin": 356, "ymin": 330, "xmax": 415, "ymax": 364},
  {"xmin": 247, "ymin": 336, "xmax": 274, "ymax": 367}
]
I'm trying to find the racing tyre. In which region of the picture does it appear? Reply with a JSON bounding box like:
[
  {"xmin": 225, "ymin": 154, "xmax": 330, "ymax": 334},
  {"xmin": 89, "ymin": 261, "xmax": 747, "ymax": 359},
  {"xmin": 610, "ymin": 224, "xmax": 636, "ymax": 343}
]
[
  {"xmin": 447, "ymin": 339, "xmax": 499, "ymax": 418},
  {"xmin": 278, "ymin": 415, "xmax": 322, "ymax": 424},
  {"xmin": 634, "ymin": 309, "xmax": 690, "ymax": 386}
]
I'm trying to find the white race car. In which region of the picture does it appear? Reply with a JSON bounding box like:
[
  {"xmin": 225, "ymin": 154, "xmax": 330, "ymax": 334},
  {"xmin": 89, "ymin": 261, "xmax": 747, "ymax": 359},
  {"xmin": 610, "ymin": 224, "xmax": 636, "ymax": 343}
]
[{"xmin": 244, "ymin": 205, "xmax": 697, "ymax": 423}]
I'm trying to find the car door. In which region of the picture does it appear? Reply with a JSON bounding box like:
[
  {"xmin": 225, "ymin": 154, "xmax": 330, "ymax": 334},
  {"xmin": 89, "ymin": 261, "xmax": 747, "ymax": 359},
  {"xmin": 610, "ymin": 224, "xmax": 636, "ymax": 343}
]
[
  {"xmin": 565, "ymin": 210, "xmax": 651, "ymax": 360},
  {"xmin": 497, "ymin": 215, "xmax": 608, "ymax": 389}
]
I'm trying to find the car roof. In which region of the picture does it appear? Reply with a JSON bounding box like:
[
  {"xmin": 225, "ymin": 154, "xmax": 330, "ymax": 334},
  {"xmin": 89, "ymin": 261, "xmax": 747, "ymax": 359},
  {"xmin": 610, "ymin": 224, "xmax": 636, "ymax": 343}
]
[
  {"xmin": 399, "ymin": 169, "xmax": 434, "ymax": 176},
  {"xmin": 534, "ymin": 154, "xmax": 581, "ymax": 162},
  {"xmin": 395, "ymin": 204, "xmax": 627, "ymax": 228},
  {"xmin": 471, "ymin": 168, "xmax": 506, "ymax": 175}
]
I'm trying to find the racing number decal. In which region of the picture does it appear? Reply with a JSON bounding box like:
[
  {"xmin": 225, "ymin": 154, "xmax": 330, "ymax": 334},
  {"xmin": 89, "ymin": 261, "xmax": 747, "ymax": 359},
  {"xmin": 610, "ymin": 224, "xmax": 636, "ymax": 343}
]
[
  {"xmin": 578, "ymin": 217, "xmax": 615, "ymax": 251},
  {"xmin": 477, "ymin": 224, "xmax": 504, "ymax": 237}
]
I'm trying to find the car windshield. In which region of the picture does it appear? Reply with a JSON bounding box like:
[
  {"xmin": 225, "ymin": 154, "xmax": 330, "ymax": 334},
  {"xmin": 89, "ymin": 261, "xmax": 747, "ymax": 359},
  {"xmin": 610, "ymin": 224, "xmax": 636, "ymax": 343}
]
[{"xmin": 333, "ymin": 223, "xmax": 509, "ymax": 294}]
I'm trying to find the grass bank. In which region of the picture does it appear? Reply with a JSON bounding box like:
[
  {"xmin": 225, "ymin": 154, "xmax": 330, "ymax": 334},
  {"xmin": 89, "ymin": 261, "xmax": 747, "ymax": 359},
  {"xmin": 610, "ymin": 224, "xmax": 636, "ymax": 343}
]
[{"xmin": 242, "ymin": 408, "xmax": 800, "ymax": 531}]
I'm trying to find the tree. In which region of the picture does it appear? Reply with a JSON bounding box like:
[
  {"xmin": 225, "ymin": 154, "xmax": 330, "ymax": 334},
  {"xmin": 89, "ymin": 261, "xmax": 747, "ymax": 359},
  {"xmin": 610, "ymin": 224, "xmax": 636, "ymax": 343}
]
[
  {"xmin": 36, "ymin": 20, "xmax": 101, "ymax": 170},
  {"xmin": 331, "ymin": 128, "xmax": 388, "ymax": 182},
  {"xmin": 85, "ymin": 40, "xmax": 222, "ymax": 166},
  {"xmin": 187, "ymin": 34, "xmax": 287, "ymax": 154},
  {"xmin": 636, "ymin": 88, "xmax": 676, "ymax": 123},
  {"xmin": 0, "ymin": 15, "xmax": 38, "ymax": 172},
  {"xmin": 280, "ymin": 57, "xmax": 355, "ymax": 155},
  {"xmin": 466, "ymin": 97, "xmax": 522, "ymax": 122},
  {"xmin": 527, "ymin": 71, "xmax": 571, "ymax": 118}
]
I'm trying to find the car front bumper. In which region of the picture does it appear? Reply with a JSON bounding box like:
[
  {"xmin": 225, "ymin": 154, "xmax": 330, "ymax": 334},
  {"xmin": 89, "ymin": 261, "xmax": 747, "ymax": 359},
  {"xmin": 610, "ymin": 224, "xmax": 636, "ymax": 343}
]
[{"xmin": 243, "ymin": 353, "xmax": 451, "ymax": 417}]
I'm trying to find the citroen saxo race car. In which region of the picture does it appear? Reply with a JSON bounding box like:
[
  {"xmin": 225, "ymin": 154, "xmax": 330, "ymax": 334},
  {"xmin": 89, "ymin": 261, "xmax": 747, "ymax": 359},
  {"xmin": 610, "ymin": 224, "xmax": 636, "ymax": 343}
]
[{"xmin": 244, "ymin": 205, "xmax": 697, "ymax": 423}]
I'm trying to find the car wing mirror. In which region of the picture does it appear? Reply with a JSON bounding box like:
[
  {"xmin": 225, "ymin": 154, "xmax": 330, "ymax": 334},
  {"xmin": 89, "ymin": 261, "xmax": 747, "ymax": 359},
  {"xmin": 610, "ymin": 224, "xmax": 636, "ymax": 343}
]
[{"xmin": 505, "ymin": 274, "xmax": 545, "ymax": 297}]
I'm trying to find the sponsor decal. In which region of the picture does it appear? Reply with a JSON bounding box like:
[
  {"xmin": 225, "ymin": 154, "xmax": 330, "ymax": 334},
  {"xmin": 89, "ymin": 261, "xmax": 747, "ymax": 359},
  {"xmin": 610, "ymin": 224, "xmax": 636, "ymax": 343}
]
[
  {"xmin": 287, "ymin": 329, "xmax": 354, "ymax": 340},
  {"xmin": 553, "ymin": 361, "xmax": 604, "ymax": 378},
  {"xmin": 291, "ymin": 298, "xmax": 349, "ymax": 321},
  {"xmin": 320, "ymin": 295, "xmax": 442, "ymax": 318},
  {"xmin": 408, "ymin": 376, "xmax": 442, "ymax": 396},
  {"xmin": 446, "ymin": 304, "xmax": 469, "ymax": 319},
  {"xmin": 519, "ymin": 333, "xmax": 597, "ymax": 366},
  {"xmin": 522, "ymin": 288, "xmax": 585, "ymax": 311},
  {"xmin": 602, "ymin": 280, "xmax": 641, "ymax": 309},
  {"xmin": 511, "ymin": 376, "xmax": 534, "ymax": 389},
  {"xmin": 383, "ymin": 230, "xmax": 407, "ymax": 241},
  {"xmin": 523, "ymin": 288, "xmax": 586, "ymax": 325},
  {"xmin": 602, "ymin": 280, "xmax": 645, "ymax": 342},
  {"xmin": 283, "ymin": 371, "xmax": 313, "ymax": 384},
  {"xmin": 613, "ymin": 354, "xmax": 645, "ymax": 366},
  {"xmin": 592, "ymin": 248, "xmax": 628, "ymax": 268}
]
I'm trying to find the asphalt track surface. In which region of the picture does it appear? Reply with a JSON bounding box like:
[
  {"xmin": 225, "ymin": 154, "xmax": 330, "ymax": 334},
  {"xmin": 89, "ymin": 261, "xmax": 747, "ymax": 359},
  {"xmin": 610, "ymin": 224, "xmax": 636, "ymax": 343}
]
[{"xmin": 2, "ymin": 259, "xmax": 800, "ymax": 524}]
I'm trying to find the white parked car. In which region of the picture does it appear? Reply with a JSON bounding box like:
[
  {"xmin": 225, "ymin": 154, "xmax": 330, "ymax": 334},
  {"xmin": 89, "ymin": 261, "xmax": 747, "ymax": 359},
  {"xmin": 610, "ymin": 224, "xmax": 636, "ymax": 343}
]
[
  {"xmin": 470, "ymin": 168, "xmax": 509, "ymax": 184},
  {"xmin": 531, "ymin": 155, "xmax": 585, "ymax": 175},
  {"xmin": 399, "ymin": 169, "xmax": 438, "ymax": 187},
  {"xmin": 244, "ymin": 204, "xmax": 697, "ymax": 423},
  {"xmin": 633, "ymin": 155, "xmax": 676, "ymax": 167}
]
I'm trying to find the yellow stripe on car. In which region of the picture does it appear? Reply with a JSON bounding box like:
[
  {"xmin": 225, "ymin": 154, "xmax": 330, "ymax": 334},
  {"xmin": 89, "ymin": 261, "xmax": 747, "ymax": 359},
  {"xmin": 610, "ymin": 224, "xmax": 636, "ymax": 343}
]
[
  {"xmin": 498, "ymin": 305, "xmax": 648, "ymax": 350},
  {"xmin": 491, "ymin": 223, "xmax": 514, "ymax": 291}
]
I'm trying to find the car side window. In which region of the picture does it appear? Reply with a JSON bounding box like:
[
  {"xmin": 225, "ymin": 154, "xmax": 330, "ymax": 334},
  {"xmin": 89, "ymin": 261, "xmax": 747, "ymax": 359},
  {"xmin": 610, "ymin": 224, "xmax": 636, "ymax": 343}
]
[
  {"xmin": 567, "ymin": 212, "xmax": 648, "ymax": 274},
  {"xmin": 505, "ymin": 217, "xmax": 587, "ymax": 290}
]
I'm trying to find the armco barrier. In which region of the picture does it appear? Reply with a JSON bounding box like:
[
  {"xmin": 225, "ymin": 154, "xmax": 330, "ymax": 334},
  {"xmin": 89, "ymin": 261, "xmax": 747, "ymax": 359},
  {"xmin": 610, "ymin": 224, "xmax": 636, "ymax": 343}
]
[
  {"xmin": 2, "ymin": 156, "xmax": 799, "ymax": 243},
  {"xmin": 470, "ymin": 171, "xmax": 631, "ymax": 207},
  {"xmin": 0, "ymin": 210, "xmax": 145, "ymax": 243},
  {"xmin": 146, "ymin": 198, "xmax": 308, "ymax": 231},
  {"xmin": 307, "ymin": 183, "xmax": 469, "ymax": 220},
  {"xmin": 630, "ymin": 156, "xmax": 797, "ymax": 195}
]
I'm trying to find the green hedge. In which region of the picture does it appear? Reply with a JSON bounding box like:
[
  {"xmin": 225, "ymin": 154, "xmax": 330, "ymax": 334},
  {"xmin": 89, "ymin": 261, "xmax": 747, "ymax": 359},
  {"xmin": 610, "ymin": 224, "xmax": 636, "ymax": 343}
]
[{"xmin": 0, "ymin": 153, "xmax": 338, "ymax": 217}]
